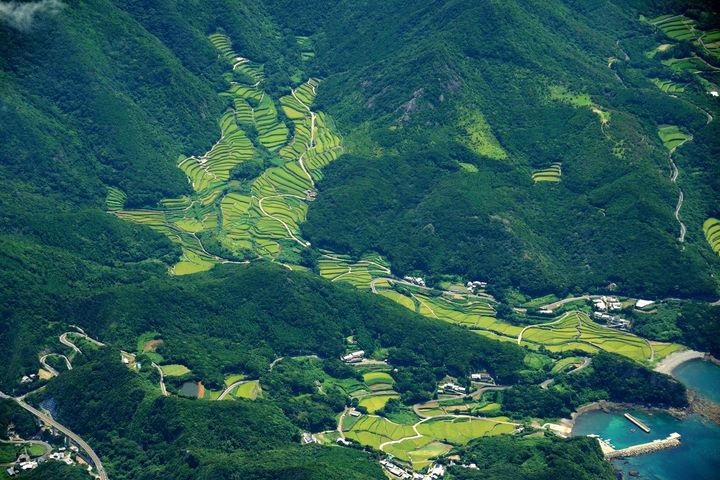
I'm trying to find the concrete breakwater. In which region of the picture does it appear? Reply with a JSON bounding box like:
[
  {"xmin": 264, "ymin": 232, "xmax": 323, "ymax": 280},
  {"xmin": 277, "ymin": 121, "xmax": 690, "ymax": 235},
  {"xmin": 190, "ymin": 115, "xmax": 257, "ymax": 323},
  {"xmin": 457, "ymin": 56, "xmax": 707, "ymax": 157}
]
[{"xmin": 594, "ymin": 433, "xmax": 681, "ymax": 459}]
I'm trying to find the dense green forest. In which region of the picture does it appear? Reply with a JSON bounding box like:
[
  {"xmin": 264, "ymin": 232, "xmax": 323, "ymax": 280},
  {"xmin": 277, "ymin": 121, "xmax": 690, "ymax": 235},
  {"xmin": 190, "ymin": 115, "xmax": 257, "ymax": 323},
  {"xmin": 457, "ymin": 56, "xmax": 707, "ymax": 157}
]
[
  {"xmin": 1, "ymin": 0, "xmax": 719, "ymax": 478},
  {"xmin": 447, "ymin": 435, "xmax": 615, "ymax": 480}
]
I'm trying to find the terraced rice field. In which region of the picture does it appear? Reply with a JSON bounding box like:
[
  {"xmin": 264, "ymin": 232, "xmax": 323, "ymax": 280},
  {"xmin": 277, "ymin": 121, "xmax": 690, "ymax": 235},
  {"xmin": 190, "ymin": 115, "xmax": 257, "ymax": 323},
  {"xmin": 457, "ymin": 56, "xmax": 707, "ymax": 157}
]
[
  {"xmin": 344, "ymin": 416, "xmax": 416, "ymax": 449},
  {"xmin": 363, "ymin": 371, "xmax": 395, "ymax": 391},
  {"xmin": 520, "ymin": 312, "xmax": 657, "ymax": 362},
  {"xmin": 346, "ymin": 414, "xmax": 517, "ymax": 470},
  {"xmin": 114, "ymin": 34, "xmax": 344, "ymax": 272},
  {"xmin": 383, "ymin": 438, "xmax": 451, "ymax": 470},
  {"xmin": 649, "ymin": 15, "xmax": 699, "ymax": 41},
  {"xmin": 662, "ymin": 56, "xmax": 712, "ymax": 74},
  {"xmin": 532, "ymin": 163, "xmax": 562, "ymax": 183},
  {"xmin": 658, "ymin": 125, "xmax": 691, "ymax": 150},
  {"xmin": 704, "ymin": 218, "xmax": 720, "ymax": 255},
  {"xmin": 296, "ymin": 36, "xmax": 315, "ymax": 61},
  {"xmin": 651, "ymin": 78, "xmax": 685, "ymax": 93},
  {"xmin": 317, "ymin": 251, "xmax": 390, "ymax": 289},
  {"xmin": 105, "ymin": 187, "xmax": 126, "ymax": 211},
  {"xmin": 416, "ymin": 417, "xmax": 515, "ymax": 444}
]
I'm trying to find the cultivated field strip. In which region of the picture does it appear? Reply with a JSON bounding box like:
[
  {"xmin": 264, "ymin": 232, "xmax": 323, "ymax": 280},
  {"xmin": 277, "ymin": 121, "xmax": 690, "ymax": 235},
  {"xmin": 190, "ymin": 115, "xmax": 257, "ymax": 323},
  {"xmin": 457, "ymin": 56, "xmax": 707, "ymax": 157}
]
[
  {"xmin": 532, "ymin": 163, "xmax": 562, "ymax": 183},
  {"xmin": 704, "ymin": 218, "xmax": 720, "ymax": 255}
]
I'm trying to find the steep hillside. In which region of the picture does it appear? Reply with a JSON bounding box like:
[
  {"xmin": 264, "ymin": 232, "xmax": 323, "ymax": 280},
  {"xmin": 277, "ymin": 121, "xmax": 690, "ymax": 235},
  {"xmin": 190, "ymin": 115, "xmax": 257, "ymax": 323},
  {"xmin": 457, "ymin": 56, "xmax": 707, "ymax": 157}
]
[{"xmin": 284, "ymin": 0, "xmax": 720, "ymax": 298}]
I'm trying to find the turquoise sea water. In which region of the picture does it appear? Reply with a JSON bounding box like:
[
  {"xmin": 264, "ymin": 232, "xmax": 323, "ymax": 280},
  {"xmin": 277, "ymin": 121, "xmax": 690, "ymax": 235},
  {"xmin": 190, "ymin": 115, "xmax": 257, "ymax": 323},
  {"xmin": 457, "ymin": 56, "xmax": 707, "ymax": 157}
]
[
  {"xmin": 572, "ymin": 360, "xmax": 720, "ymax": 479},
  {"xmin": 673, "ymin": 359, "xmax": 720, "ymax": 403}
]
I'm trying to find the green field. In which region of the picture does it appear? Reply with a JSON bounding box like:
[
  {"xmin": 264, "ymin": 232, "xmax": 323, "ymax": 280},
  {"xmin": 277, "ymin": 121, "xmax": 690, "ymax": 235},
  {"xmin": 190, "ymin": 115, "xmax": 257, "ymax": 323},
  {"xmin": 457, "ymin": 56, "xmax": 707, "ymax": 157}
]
[
  {"xmin": 550, "ymin": 356, "xmax": 585, "ymax": 374},
  {"xmin": 115, "ymin": 34, "xmax": 344, "ymax": 272},
  {"xmin": 105, "ymin": 187, "xmax": 127, "ymax": 211},
  {"xmin": 704, "ymin": 218, "xmax": 720, "ymax": 255},
  {"xmin": 416, "ymin": 417, "xmax": 515, "ymax": 444},
  {"xmin": 233, "ymin": 380, "xmax": 261, "ymax": 399},
  {"xmin": 346, "ymin": 414, "xmax": 517, "ymax": 470},
  {"xmin": 224, "ymin": 374, "xmax": 246, "ymax": 387},
  {"xmin": 532, "ymin": 163, "xmax": 562, "ymax": 183},
  {"xmin": 359, "ymin": 394, "xmax": 399, "ymax": 413},
  {"xmin": 160, "ymin": 364, "xmax": 191, "ymax": 376},
  {"xmin": 657, "ymin": 125, "xmax": 691, "ymax": 150}
]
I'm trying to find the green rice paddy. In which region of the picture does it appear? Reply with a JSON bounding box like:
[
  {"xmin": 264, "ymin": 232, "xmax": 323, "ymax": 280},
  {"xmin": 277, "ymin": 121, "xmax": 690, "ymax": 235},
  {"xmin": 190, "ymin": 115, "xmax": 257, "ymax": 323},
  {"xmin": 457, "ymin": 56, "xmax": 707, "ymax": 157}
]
[
  {"xmin": 532, "ymin": 163, "xmax": 562, "ymax": 183},
  {"xmin": 363, "ymin": 371, "xmax": 395, "ymax": 387},
  {"xmin": 550, "ymin": 356, "xmax": 585, "ymax": 374},
  {"xmin": 651, "ymin": 78, "xmax": 686, "ymax": 93},
  {"xmin": 161, "ymin": 364, "xmax": 191, "ymax": 377},
  {"xmin": 113, "ymin": 34, "xmax": 344, "ymax": 273},
  {"xmin": 704, "ymin": 218, "xmax": 720, "ymax": 255},
  {"xmin": 658, "ymin": 125, "xmax": 691, "ymax": 150}
]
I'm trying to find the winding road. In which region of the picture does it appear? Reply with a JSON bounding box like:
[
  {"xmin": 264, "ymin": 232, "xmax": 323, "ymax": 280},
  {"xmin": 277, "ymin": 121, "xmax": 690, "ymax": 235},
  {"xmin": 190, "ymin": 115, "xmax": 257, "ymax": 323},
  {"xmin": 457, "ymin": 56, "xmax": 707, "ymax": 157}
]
[
  {"xmin": 151, "ymin": 362, "xmax": 169, "ymax": 397},
  {"xmin": 667, "ymin": 137, "xmax": 692, "ymax": 243},
  {"xmin": 0, "ymin": 391, "xmax": 108, "ymax": 480},
  {"xmin": 39, "ymin": 354, "xmax": 72, "ymax": 377}
]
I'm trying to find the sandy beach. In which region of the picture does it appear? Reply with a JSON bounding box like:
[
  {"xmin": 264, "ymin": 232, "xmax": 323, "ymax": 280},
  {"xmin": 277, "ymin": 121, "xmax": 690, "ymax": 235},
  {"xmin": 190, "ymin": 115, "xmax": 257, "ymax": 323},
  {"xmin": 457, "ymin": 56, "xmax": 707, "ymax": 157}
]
[{"xmin": 654, "ymin": 350, "xmax": 706, "ymax": 375}]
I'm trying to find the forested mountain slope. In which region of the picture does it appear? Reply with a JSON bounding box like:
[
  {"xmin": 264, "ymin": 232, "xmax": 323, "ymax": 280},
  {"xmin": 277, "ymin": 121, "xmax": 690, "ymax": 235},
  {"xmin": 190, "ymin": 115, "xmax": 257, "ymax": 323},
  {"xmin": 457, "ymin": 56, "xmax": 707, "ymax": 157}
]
[
  {"xmin": 0, "ymin": 0, "xmax": 718, "ymax": 478},
  {"xmin": 286, "ymin": 0, "xmax": 720, "ymax": 298}
]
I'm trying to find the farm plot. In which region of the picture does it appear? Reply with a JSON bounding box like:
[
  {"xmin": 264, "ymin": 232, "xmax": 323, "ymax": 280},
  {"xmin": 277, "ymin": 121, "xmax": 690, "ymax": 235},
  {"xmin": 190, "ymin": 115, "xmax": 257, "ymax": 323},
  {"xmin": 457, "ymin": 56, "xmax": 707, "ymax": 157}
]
[
  {"xmin": 114, "ymin": 34, "xmax": 345, "ymax": 270},
  {"xmin": 658, "ymin": 125, "xmax": 691, "ymax": 150},
  {"xmin": 161, "ymin": 364, "xmax": 191, "ymax": 377},
  {"xmin": 532, "ymin": 163, "xmax": 562, "ymax": 183},
  {"xmin": 704, "ymin": 218, "xmax": 720, "ymax": 255}
]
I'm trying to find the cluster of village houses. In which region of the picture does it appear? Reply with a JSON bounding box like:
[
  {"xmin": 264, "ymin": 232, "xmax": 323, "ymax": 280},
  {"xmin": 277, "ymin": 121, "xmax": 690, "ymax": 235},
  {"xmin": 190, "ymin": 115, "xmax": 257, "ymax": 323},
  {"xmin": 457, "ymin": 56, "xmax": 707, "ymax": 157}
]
[
  {"xmin": 4, "ymin": 423, "xmax": 91, "ymax": 477},
  {"xmin": 5, "ymin": 444, "xmax": 83, "ymax": 477},
  {"xmin": 590, "ymin": 296, "xmax": 655, "ymax": 331},
  {"xmin": 380, "ymin": 459, "xmax": 446, "ymax": 480}
]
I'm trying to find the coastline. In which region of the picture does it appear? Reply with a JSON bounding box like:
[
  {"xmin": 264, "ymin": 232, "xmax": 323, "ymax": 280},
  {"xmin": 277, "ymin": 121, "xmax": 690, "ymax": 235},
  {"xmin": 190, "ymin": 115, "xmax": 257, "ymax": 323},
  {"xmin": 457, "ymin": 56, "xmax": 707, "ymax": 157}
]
[{"xmin": 653, "ymin": 349, "xmax": 705, "ymax": 375}]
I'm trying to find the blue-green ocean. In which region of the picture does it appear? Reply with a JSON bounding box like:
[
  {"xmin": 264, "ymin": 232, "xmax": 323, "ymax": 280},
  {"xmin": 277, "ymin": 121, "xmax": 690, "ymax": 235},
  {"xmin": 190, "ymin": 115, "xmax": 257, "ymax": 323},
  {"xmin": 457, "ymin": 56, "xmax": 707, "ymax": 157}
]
[{"xmin": 572, "ymin": 359, "xmax": 720, "ymax": 480}]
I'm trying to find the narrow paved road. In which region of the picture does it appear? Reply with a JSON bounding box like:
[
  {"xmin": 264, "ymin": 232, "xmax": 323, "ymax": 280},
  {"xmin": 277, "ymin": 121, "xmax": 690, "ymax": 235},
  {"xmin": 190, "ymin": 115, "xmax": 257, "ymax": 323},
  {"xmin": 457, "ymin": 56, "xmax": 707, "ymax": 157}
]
[
  {"xmin": 538, "ymin": 296, "xmax": 591, "ymax": 311},
  {"xmin": 0, "ymin": 392, "xmax": 108, "ymax": 480},
  {"xmin": 151, "ymin": 362, "xmax": 169, "ymax": 396},
  {"xmin": 217, "ymin": 380, "xmax": 248, "ymax": 400}
]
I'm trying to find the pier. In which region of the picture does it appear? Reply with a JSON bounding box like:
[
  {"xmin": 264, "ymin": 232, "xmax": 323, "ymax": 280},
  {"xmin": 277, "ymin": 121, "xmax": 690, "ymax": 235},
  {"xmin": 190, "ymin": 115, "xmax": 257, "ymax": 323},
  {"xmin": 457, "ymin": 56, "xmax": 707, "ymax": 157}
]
[
  {"xmin": 592, "ymin": 433, "xmax": 681, "ymax": 459},
  {"xmin": 624, "ymin": 413, "xmax": 650, "ymax": 433}
]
